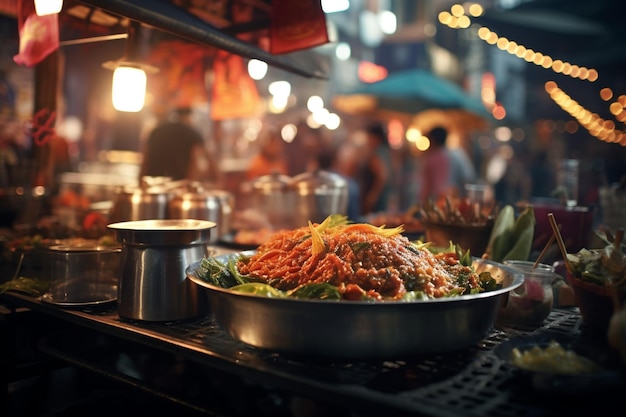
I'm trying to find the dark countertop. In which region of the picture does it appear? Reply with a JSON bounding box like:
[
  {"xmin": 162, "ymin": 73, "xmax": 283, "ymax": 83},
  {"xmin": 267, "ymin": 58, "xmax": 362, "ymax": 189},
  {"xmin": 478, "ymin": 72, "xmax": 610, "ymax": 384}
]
[{"xmin": 2, "ymin": 287, "xmax": 624, "ymax": 417}]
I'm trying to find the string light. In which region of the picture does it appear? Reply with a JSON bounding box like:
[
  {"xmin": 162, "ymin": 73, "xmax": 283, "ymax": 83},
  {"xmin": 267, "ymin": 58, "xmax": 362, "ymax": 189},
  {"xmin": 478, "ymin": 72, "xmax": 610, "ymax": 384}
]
[
  {"xmin": 441, "ymin": 2, "xmax": 626, "ymax": 144},
  {"xmin": 441, "ymin": 4, "xmax": 598, "ymax": 82},
  {"xmin": 545, "ymin": 81, "xmax": 626, "ymax": 146}
]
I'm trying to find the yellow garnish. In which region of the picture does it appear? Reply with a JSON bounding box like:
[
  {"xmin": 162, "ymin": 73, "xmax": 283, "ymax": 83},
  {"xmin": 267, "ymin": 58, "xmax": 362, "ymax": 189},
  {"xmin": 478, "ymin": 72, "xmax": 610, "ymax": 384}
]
[
  {"xmin": 315, "ymin": 214, "xmax": 349, "ymax": 233},
  {"xmin": 341, "ymin": 223, "xmax": 404, "ymax": 237},
  {"xmin": 309, "ymin": 220, "xmax": 326, "ymax": 255},
  {"xmin": 309, "ymin": 215, "xmax": 402, "ymax": 255}
]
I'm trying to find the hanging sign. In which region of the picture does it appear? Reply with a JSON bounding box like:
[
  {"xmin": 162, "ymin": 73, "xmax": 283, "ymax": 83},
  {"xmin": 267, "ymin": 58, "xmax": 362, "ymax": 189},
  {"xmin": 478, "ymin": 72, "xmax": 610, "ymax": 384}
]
[{"xmin": 269, "ymin": 0, "xmax": 329, "ymax": 54}]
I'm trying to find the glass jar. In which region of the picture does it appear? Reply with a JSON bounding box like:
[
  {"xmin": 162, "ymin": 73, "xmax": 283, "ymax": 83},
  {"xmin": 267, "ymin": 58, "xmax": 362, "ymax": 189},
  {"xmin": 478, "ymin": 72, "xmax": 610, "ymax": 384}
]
[{"xmin": 496, "ymin": 260, "xmax": 557, "ymax": 329}]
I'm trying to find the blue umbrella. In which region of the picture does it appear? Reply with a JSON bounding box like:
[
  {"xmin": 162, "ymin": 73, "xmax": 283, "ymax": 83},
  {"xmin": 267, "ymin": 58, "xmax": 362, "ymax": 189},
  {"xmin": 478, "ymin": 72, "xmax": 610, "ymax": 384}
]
[{"xmin": 335, "ymin": 69, "xmax": 490, "ymax": 118}]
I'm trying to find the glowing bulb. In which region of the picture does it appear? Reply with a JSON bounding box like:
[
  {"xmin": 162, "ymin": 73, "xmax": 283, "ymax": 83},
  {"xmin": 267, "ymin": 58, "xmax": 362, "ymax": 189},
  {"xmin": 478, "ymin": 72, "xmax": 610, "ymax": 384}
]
[
  {"xmin": 35, "ymin": 0, "xmax": 63, "ymax": 16},
  {"xmin": 112, "ymin": 66, "xmax": 147, "ymax": 112},
  {"xmin": 248, "ymin": 59, "xmax": 268, "ymax": 80}
]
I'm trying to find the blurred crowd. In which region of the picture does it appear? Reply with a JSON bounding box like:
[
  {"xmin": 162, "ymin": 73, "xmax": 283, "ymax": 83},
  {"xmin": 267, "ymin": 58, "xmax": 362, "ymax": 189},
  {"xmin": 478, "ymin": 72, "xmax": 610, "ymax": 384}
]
[
  {"xmin": 238, "ymin": 117, "xmax": 625, "ymax": 229},
  {"xmin": 3, "ymin": 102, "xmax": 625, "ymax": 234}
]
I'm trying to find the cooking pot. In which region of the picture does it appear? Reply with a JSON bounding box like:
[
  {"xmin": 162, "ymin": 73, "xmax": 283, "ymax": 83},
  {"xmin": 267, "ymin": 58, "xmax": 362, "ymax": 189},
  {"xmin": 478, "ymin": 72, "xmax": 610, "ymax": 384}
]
[
  {"xmin": 249, "ymin": 171, "xmax": 348, "ymax": 230},
  {"xmin": 168, "ymin": 186, "xmax": 234, "ymax": 243},
  {"xmin": 249, "ymin": 173, "xmax": 294, "ymax": 230},
  {"xmin": 291, "ymin": 170, "xmax": 348, "ymax": 226},
  {"xmin": 108, "ymin": 219, "xmax": 215, "ymax": 322},
  {"xmin": 44, "ymin": 244, "xmax": 121, "ymax": 306},
  {"xmin": 108, "ymin": 184, "xmax": 171, "ymax": 223}
]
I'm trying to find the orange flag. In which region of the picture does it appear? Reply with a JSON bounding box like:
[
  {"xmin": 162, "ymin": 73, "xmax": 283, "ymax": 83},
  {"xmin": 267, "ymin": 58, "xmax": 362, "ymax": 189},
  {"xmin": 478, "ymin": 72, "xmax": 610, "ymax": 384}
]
[
  {"xmin": 13, "ymin": 0, "xmax": 59, "ymax": 67},
  {"xmin": 269, "ymin": 0, "xmax": 329, "ymax": 54}
]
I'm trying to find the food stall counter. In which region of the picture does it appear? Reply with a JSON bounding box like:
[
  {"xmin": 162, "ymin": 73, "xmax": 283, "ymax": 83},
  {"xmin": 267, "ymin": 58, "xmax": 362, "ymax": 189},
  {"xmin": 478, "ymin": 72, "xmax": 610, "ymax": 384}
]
[{"xmin": 1, "ymin": 288, "xmax": 623, "ymax": 417}]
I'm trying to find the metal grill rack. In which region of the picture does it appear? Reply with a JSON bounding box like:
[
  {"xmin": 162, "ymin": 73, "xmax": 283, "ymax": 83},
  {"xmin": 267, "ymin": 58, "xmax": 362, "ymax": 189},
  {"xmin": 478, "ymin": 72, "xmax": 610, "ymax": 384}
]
[{"xmin": 3, "ymin": 293, "xmax": 624, "ymax": 417}]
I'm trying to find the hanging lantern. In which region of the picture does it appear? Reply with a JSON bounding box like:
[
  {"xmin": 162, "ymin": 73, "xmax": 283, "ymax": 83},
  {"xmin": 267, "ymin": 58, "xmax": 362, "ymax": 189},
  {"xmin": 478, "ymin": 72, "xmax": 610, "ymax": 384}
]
[{"xmin": 103, "ymin": 21, "xmax": 157, "ymax": 112}]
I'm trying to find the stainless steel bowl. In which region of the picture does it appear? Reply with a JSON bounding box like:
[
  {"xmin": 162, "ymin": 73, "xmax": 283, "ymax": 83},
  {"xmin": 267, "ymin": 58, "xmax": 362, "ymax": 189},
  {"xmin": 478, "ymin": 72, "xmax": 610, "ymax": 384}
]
[{"xmin": 186, "ymin": 255, "xmax": 523, "ymax": 358}]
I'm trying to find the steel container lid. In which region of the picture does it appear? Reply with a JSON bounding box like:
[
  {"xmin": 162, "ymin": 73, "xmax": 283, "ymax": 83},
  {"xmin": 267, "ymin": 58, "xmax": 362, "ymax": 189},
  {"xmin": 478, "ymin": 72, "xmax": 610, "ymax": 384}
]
[
  {"xmin": 108, "ymin": 219, "xmax": 216, "ymax": 245},
  {"xmin": 291, "ymin": 170, "xmax": 349, "ymax": 225},
  {"xmin": 250, "ymin": 172, "xmax": 292, "ymax": 193},
  {"xmin": 291, "ymin": 170, "xmax": 348, "ymax": 195}
]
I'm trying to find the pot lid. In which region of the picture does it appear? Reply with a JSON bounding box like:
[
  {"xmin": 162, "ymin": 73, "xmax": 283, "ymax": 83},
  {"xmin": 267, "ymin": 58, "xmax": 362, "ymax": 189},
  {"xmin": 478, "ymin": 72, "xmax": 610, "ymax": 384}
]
[
  {"xmin": 107, "ymin": 219, "xmax": 216, "ymax": 245},
  {"xmin": 292, "ymin": 170, "xmax": 347, "ymax": 192},
  {"xmin": 108, "ymin": 219, "xmax": 215, "ymax": 231},
  {"xmin": 250, "ymin": 173, "xmax": 292, "ymax": 193}
]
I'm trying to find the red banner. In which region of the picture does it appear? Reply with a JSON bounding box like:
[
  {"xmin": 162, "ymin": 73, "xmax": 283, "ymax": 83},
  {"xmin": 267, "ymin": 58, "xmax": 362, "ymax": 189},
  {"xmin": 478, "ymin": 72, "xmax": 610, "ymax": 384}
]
[
  {"xmin": 13, "ymin": 0, "xmax": 59, "ymax": 67},
  {"xmin": 147, "ymin": 40, "xmax": 214, "ymax": 108},
  {"xmin": 269, "ymin": 0, "xmax": 329, "ymax": 54},
  {"xmin": 210, "ymin": 51, "xmax": 261, "ymax": 121}
]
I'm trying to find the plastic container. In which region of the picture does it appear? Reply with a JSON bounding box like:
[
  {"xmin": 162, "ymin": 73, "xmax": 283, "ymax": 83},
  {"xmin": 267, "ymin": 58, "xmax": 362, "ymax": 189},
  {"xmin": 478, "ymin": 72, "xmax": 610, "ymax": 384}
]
[{"xmin": 496, "ymin": 260, "xmax": 557, "ymax": 329}]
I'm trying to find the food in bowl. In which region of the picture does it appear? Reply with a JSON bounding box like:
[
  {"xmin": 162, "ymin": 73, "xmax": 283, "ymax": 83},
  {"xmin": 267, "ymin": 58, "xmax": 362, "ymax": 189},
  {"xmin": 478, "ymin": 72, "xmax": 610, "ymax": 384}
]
[
  {"xmin": 566, "ymin": 231, "xmax": 626, "ymax": 329},
  {"xmin": 567, "ymin": 247, "xmax": 625, "ymax": 287},
  {"xmin": 187, "ymin": 231, "xmax": 522, "ymax": 357},
  {"xmin": 510, "ymin": 339, "xmax": 602, "ymax": 375},
  {"xmin": 196, "ymin": 215, "xmax": 501, "ymax": 301}
]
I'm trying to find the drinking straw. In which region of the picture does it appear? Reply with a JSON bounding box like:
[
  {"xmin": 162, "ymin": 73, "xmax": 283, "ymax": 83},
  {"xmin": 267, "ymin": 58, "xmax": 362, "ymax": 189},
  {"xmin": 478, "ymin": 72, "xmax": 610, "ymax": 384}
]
[
  {"xmin": 547, "ymin": 212, "xmax": 574, "ymax": 275},
  {"xmin": 533, "ymin": 224, "xmax": 560, "ymax": 268}
]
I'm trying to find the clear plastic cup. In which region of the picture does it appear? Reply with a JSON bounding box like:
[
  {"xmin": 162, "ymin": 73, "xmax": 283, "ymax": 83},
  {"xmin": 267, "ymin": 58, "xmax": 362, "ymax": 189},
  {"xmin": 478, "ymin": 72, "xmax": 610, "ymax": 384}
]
[{"xmin": 497, "ymin": 260, "xmax": 557, "ymax": 329}]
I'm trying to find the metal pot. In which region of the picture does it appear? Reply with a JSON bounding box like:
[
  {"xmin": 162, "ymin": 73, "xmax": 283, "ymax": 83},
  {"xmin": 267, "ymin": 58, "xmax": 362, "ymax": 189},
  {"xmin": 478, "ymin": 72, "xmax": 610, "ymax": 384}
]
[
  {"xmin": 44, "ymin": 244, "xmax": 121, "ymax": 306},
  {"xmin": 249, "ymin": 171, "xmax": 348, "ymax": 230},
  {"xmin": 109, "ymin": 184, "xmax": 171, "ymax": 223},
  {"xmin": 108, "ymin": 219, "xmax": 215, "ymax": 322},
  {"xmin": 249, "ymin": 173, "xmax": 294, "ymax": 230},
  {"xmin": 291, "ymin": 170, "xmax": 348, "ymax": 226},
  {"xmin": 168, "ymin": 187, "xmax": 234, "ymax": 243}
]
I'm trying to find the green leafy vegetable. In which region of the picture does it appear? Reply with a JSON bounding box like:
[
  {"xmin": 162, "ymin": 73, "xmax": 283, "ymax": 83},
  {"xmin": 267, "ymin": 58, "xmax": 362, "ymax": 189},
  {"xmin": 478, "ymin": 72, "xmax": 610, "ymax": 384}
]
[
  {"xmin": 0, "ymin": 276, "xmax": 49, "ymax": 297},
  {"xmin": 288, "ymin": 283, "xmax": 342, "ymax": 300},
  {"xmin": 478, "ymin": 271, "xmax": 500, "ymax": 292},
  {"xmin": 198, "ymin": 257, "xmax": 240, "ymax": 288},
  {"xmin": 229, "ymin": 283, "xmax": 285, "ymax": 297}
]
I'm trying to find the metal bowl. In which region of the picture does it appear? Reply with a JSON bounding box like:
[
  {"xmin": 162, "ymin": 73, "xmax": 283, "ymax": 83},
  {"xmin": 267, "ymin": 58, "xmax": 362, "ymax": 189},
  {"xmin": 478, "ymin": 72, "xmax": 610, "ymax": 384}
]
[{"xmin": 186, "ymin": 254, "xmax": 523, "ymax": 358}]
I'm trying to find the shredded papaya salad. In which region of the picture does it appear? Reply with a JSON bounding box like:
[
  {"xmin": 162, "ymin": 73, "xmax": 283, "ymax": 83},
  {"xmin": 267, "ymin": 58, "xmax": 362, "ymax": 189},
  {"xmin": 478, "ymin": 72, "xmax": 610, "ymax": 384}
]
[{"xmin": 197, "ymin": 215, "xmax": 500, "ymax": 301}]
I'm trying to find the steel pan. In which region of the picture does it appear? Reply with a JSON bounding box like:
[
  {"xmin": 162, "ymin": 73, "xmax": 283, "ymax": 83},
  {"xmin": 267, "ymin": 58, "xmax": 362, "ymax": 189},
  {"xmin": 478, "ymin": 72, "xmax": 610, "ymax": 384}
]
[{"xmin": 186, "ymin": 254, "xmax": 523, "ymax": 358}]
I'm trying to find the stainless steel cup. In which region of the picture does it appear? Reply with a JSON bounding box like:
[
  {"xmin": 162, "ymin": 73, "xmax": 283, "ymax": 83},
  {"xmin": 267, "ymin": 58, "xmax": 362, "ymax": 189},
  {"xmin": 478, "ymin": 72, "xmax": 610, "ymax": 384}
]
[{"xmin": 108, "ymin": 219, "xmax": 215, "ymax": 321}]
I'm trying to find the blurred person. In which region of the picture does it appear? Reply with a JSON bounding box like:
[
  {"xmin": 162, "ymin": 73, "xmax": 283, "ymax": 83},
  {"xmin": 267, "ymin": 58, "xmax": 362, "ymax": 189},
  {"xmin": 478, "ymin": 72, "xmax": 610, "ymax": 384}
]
[
  {"xmin": 317, "ymin": 146, "xmax": 360, "ymax": 222},
  {"xmin": 419, "ymin": 126, "xmax": 451, "ymax": 203},
  {"xmin": 396, "ymin": 145, "xmax": 419, "ymax": 211},
  {"xmin": 284, "ymin": 121, "xmax": 322, "ymax": 176},
  {"xmin": 448, "ymin": 143, "xmax": 477, "ymax": 197},
  {"xmin": 529, "ymin": 150, "xmax": 555, "ymax": 199},
  {"xmin": 139, "ymin": 106, "xmax": 217, "ymax": 183},
  {"xmin": 359, "ymin": 123, "xmax": 393, "ymax": 215},
  {"xmin": 493, "ymin": 152, "xmax": 532, "ymax": 206},
  {"xmin": 246, "ymin": 124, "xmax": 289, "ymax": 180}
]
